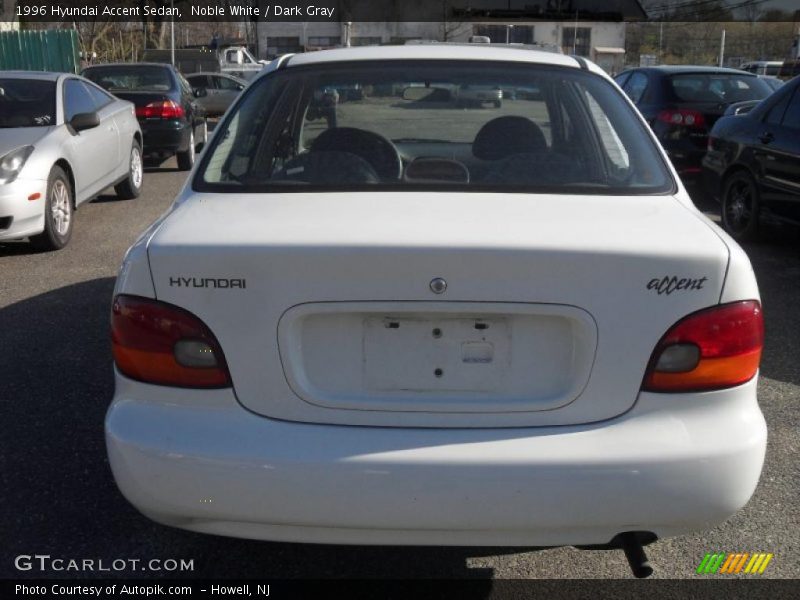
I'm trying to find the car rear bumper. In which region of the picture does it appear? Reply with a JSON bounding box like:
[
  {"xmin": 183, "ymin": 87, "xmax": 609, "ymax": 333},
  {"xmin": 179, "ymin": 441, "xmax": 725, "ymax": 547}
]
[
  {"xmin": 0, "ymin": 179, "xmax": 47, "ymax": 240},
  {"xmin": 661, "ymin": 141, "xmax": 707, "ymax": 181},
  {"xmin": 139, "ymin": 120, "xmax": 191, "ymax": 156},
  {"xmin": 106, "ymin": 374, "xmax": 766, "ymax": 546}
]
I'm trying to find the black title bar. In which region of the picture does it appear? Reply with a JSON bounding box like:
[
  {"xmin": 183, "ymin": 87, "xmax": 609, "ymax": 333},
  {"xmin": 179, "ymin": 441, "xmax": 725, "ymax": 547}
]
[{"xmin": 5, "ymin": 1, "xmax": 800, "ymax": 23}]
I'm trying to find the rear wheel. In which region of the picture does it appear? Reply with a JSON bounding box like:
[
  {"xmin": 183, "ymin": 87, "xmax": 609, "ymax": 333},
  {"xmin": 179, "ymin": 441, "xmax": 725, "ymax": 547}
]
[
  {"xmin": 721, "ymin": 171, "xmax": 760, "ymax": 242},
  {"xmin": 196, "ymin": 119, "xmax": 208, "ymax": 152},
  {"xmin": 31, "ymin": 166, "xmax": 73, "ymax": 251},
  {"xmin": 115, "ymin": 140, "xmax": 143, "ymax": 199},
  {"xmin": 176, "ymin": 130, "xmax": 196, "ymax": 171}
]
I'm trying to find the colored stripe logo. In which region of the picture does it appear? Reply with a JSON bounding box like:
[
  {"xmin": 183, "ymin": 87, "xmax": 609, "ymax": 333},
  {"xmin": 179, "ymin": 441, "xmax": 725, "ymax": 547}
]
[{"xmin": 696, "ymin": 553, "xmax": 773, "ymax": 574}]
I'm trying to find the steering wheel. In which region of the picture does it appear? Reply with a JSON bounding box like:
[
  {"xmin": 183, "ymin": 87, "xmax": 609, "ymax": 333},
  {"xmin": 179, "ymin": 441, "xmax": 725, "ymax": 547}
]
[{"xmin": 311, "ymin": 127, "xmax": 402, "ymax": 181}]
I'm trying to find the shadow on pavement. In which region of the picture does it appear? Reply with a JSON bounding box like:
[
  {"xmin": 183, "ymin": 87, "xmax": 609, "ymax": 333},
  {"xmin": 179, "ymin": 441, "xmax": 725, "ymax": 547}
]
[
  {"xmin": 743, "ymin": 236, "xmax": 800, "ymax": 387},
  {"xmin": 0, "ymin": 240, "xmax": 40, "ymax": 256},
  {"xmin": 0, "ymin": 278, "xmax": 499, "ymax": 582}
]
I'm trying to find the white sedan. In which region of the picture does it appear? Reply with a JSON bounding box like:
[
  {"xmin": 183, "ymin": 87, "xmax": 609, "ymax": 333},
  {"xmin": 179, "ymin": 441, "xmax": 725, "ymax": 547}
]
[
  {"xmin": 106, "ymin": 45, "xmax": 766, "ymax": 577},
  {"xmin": 0, "ymin": 71, "xmax": 142, "ymax": 250}
]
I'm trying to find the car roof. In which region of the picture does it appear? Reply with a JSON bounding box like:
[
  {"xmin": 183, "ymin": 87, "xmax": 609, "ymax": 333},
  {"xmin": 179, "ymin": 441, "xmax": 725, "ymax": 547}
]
[
  {"xmin": 83, "ymin": 62, "xmax": 173, "ymax": 70},
  {"xmin": 285, "ymin": 44, "xmax": 587, "ymax": 71},
  {"xmin": 186, "ymin": 71, "xmax": 242, "ymax": 79},
  {"xmin": 627, "ymin": 65, "xmax": 759, "ymax": 76},
  {"xmin": 0, "ymin": 70, "xmax": 63, "ymax": 81}
]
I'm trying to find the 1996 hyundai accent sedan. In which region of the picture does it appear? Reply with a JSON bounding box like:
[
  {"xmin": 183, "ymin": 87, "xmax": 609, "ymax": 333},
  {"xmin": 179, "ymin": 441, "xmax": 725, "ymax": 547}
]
[{"xmin": 106, "ymin": 46, "xmax": 766, "ymax": 577}]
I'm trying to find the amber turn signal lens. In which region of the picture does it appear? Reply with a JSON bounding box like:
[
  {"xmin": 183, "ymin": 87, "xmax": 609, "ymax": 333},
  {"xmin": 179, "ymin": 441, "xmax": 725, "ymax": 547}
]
[
  {"xmin": 643, "ymin": 300, "xmax": 763, "ymax": 393},
  {"xmin": 111, "ymin": 295, "xmax": 231, "ymax": 388}
]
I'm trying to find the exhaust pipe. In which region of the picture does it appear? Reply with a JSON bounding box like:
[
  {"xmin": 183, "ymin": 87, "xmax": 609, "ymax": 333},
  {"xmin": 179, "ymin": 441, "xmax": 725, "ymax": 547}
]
[{"xmin": 620, "ymin": 532, "xmax": 654, "ymax": 578}]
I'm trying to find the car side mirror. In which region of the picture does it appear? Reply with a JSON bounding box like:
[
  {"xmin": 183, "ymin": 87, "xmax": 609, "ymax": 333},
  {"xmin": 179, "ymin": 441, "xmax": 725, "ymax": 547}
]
[
  {"xmin": 70, "ymin": 111, "xmax": 100, "ymax": 132},
  {"xmin": 193, "ymin": 87, "xmax": 207, "ymax": 98}
]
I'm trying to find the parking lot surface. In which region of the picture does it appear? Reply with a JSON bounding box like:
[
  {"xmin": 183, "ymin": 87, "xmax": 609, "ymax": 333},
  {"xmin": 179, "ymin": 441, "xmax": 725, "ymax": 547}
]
[{"xmin": 1, "ymin": 163, "xmax": 798, "ymax": 579}]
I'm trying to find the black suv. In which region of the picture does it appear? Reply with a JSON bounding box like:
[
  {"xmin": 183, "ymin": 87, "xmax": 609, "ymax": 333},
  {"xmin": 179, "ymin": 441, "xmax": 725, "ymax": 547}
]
[
  {"xmin": 702, "ymin": 75, "xmax": 800, "ymax": 241},
  {"xmin": 82, "ymin": 63, "xmax": 207, "ymax": 170}
]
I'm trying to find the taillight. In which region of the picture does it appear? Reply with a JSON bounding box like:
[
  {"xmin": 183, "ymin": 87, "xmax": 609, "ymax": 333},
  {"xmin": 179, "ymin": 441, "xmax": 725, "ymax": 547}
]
[
  {"xmin": 111, "ymin": 295, "xmax": 231, "ymax": 388},
  {"xmin": 643, "ymin": 300, "xmax": 763, "ymax": 393},
  {"xmin": 135, "ymin": 100, "xmax": 185, "ymax": 119},
  {"xmin": 657, "ymin": 109, "xmax": 706, "ymax": 128}
]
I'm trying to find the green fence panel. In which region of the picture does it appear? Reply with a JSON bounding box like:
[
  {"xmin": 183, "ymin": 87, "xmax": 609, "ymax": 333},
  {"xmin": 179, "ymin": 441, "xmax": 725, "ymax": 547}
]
[{"xmin": 0, "ymin": 30, "xmax": 79, "ymax": 73}]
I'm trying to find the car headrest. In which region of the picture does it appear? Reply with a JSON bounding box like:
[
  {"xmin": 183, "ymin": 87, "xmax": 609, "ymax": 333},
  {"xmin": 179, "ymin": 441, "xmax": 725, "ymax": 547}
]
[{"xmin": 473, "ymin": 116, "xmax": 548, "ymax": 161}]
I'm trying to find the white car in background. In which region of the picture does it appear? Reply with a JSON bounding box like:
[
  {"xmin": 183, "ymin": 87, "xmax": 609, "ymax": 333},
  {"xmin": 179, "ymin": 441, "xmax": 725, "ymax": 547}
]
[
  {"xmin": 106, "ymin": 46, "xmax": 766, "ymax": 578},
  {"xmin": 0, "ymin": 72, "xmax": 142, "ymax": 250}
]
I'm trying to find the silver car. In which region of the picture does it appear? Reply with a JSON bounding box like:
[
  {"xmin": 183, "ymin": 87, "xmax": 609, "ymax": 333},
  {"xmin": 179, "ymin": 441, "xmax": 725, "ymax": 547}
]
[
  {"xmin": 0, "ymin": 71, "xmax": 142, "ymax": 250},
  {"xmin": 185, "ymin": 72, "xmax": 246, "ymax": 118}
]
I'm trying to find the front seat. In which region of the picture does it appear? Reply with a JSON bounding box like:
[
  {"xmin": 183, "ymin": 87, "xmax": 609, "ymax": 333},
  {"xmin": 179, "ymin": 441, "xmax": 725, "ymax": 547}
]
[
  {"xmin": 472, "ymin": 116, "xmax": 548, "ymax": 161},
  {"xmin": 311, "ymin": 127, "xmax": 402, "ymax": 181}
]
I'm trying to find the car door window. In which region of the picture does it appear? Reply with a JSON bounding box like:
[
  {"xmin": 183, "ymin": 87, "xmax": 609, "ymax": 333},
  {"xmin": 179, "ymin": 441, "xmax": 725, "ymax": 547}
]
[
  {"xmin": 614, "ymin": 72, "xmax": 630, "ymax": 89},
  {"xmin": 216, "ymin": 76, "xmax": 243, "ymax": 91},
  {"xmin": 779, "ymin": 88, "xmax": 800, "ymax": 130},
  {"xmin": 84, "ymin": 82, "xmax": 114, "ymax": 110},
  {"xmin": 623, "ymin": 72, "xmax": 648, "ymax": 104},
  {"xmin": 64, "ymin": 79, "xmax": 97, "ymax": 121},
  {"xmin": 188, "ymin": 75, "xmax": 210, "ymax": 90}
]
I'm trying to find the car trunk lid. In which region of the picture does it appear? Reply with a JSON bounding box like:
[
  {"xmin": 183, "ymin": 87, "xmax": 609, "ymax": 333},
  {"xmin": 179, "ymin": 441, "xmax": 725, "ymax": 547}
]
[{"xmin": 146, "ymin": 192, "xmax": 730, "ymax": 428}]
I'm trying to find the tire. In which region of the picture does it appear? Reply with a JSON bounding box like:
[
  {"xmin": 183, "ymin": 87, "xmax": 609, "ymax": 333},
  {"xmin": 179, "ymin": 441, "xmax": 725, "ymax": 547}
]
[
  {"xmin": 30, "ymin": 166, "xmax": 73, "ymax": 251},
  {"xmin": 114, "ymin": 140, "xmax": 143, "ymax": 200},
  {"xmin": 196, "ymin": 119, "xmax": 208, "ymax": 152},
  {"xmin": 176, "ymin": 130, "xmax": 196, "ymax": 171},
  {"xmin": 721, "ymin": 170, "xmax": 761, "ymax": 242}
]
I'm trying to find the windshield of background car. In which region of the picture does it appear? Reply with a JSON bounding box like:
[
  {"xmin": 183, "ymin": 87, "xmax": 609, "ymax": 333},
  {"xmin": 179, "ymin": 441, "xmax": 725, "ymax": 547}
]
[
  {"xmin": 668, "ymin": 73, "xmax": 772, "ymax": 104},
  {"xmin": 0, "ymin": 79, "xmax": 56, "ymax": 128},
  {"xmin": 198, "ymin": 61, "xmax": 675, "ymax": 194},
  {"xmin": 82, "ymin": 66, "xmax": 174, "ymax": 92}
]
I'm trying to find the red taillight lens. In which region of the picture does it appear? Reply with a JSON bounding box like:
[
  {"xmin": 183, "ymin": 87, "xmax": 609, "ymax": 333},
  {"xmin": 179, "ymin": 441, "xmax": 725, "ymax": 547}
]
[
  {"xmin": 657, "ymin": 109, "xmax": 706, "ymax": 128},
  {"xmin": 643, "ymin": 300, "xmax": 763, "ymax": 393},
  {"xmin": 135, "ymin": 100, "xmax": 184, "ymax": 119},
  {"xmin": 111, "ymin": 295, "xmax": 231, "ymax": 388}
]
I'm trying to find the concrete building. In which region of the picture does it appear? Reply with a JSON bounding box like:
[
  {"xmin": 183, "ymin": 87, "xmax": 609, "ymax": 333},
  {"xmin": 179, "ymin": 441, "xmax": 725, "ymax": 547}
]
[{"xmin": 258, "ymin": 20, "xmax": 629, "ymax": 73}]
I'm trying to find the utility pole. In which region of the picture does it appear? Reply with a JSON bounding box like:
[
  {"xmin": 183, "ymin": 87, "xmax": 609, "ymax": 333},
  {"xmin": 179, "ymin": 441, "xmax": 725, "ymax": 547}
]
[
  {"xmin": 170, "ymin": 0, "xmax": 175, "ymax": 66},
  {"xmin": 718, "ymin": 28, "xmax": 725, "ymax": 67}
]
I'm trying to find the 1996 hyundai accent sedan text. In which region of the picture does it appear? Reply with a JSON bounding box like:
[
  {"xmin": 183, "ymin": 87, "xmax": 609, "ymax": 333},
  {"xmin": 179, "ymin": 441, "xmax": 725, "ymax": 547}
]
[{"xmin": 105, "ymin": 46, "xmax": 766, "ymax": 577}]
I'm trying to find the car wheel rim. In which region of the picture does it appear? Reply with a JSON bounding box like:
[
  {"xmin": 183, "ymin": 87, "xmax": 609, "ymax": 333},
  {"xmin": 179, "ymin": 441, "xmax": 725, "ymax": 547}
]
[
  {"xmin": 51, "ymin": 180, "xmax": 71, "ymax": 236},
  {"xmin": 131, "ymin": 146, "xmax": 143, "ymax": 189},
  {"xmin": 726, "ymin": 180, "xmax": 752, "ymax": 233}
]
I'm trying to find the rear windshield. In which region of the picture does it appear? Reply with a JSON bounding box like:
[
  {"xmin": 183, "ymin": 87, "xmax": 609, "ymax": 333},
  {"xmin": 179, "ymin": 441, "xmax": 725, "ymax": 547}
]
[
  {"xmin": 668, "ymin": 73, "xmax": 772, "ymax": 104},
  {"xmin": 196, "ymin": 61, "xmax": 675, "ymax": 194},
  {"xmin": 82, "ymin": 66, "xmax": 174, "ymax": 92},
  {"xmin": 0, "ymin": 79, "xmax": 55, "ymax": 128}
]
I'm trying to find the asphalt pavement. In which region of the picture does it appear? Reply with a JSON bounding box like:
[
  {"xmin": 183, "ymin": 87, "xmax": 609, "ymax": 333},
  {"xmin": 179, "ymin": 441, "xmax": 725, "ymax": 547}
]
[{"xmin": 1, "ymin": 163, "xmax": 798, "ymax": 581}]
